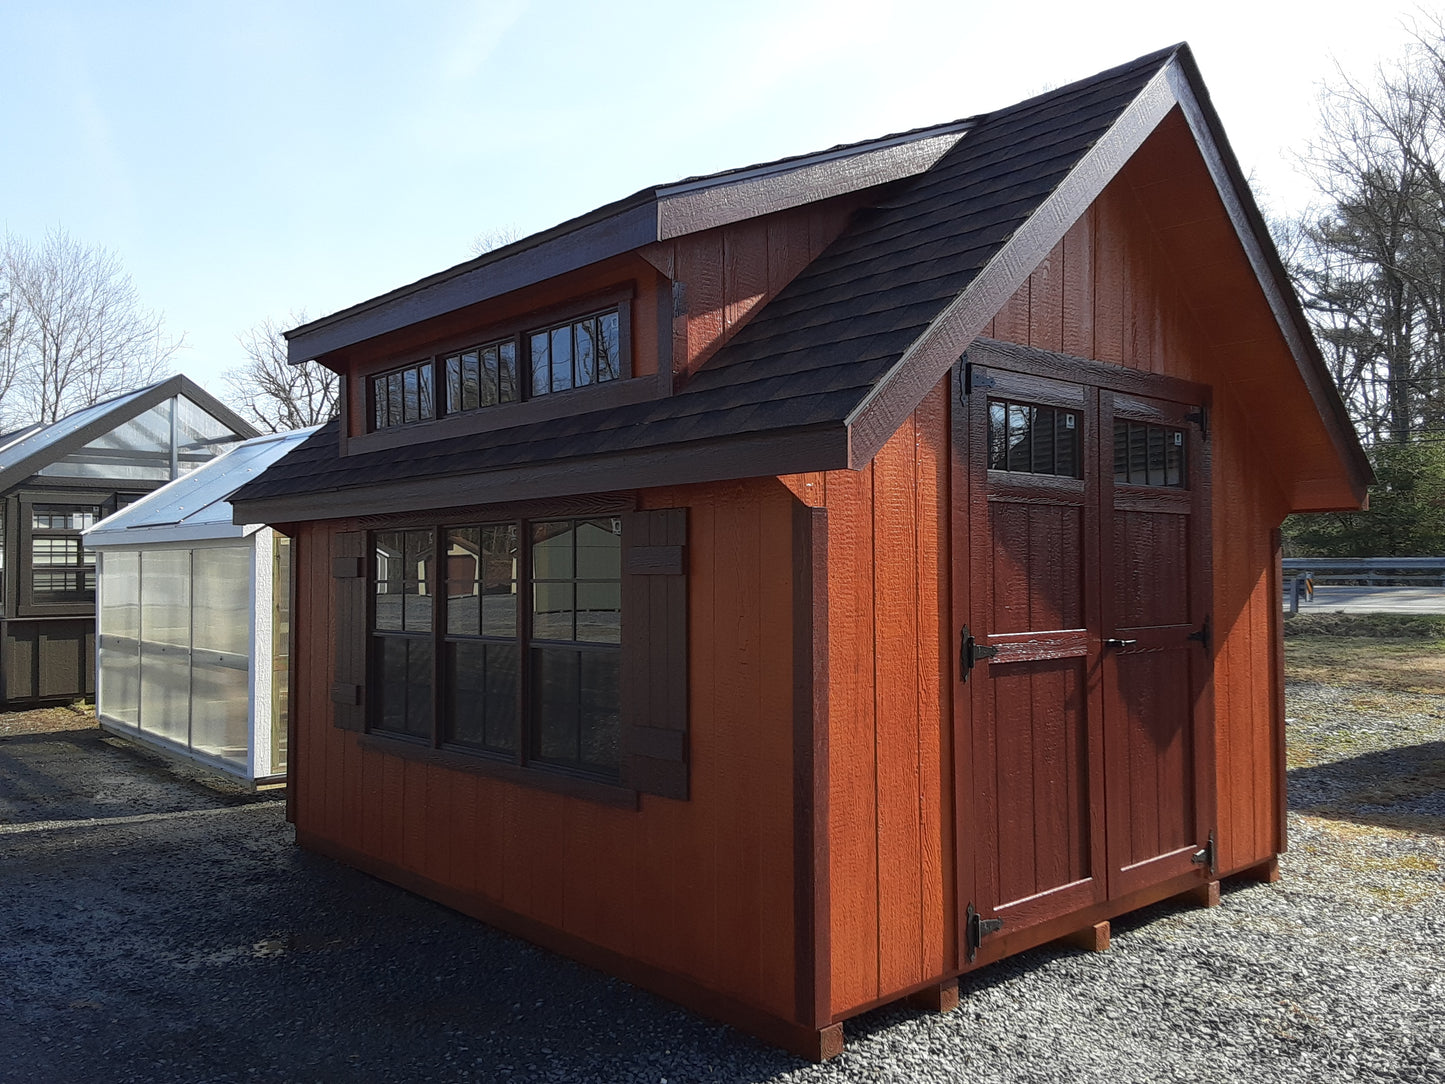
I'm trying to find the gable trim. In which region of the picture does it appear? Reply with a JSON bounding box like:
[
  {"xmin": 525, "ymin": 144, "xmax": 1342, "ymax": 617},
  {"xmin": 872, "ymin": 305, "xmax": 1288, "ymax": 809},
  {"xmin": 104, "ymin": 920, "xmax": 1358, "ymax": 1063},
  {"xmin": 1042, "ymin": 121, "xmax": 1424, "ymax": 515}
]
[
  {"xmin": 1162, "ymin": 59, "xmax": 1371, "ymax": 502},
  {"xmin": 844, "ymin": 58, "xmax": 1181, "ymax": 466}
]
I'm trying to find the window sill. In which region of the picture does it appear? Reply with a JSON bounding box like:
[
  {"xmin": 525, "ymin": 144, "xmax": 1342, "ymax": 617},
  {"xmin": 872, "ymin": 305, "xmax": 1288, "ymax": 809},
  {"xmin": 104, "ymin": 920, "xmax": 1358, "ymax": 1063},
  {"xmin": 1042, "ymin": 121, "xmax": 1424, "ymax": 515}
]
[{"xmin": 356, "ymin": 731, "xmax": 639, "ymax": 811}]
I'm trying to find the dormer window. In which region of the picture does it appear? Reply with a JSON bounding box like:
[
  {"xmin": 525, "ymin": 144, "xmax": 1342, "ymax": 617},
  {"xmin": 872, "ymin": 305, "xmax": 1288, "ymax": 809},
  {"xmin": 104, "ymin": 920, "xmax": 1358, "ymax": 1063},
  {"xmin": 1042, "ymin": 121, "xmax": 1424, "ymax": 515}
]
[
  {"xmin": 371, "ymin": 360, "xmax": 435, "ymax": 430},
  {"xmin": 528, "ymin": 310, "xmax": 621, "ymax": 397},
  {"xmin": 367, "ymin": 305, "xmax": 625, "ymax": 432}
]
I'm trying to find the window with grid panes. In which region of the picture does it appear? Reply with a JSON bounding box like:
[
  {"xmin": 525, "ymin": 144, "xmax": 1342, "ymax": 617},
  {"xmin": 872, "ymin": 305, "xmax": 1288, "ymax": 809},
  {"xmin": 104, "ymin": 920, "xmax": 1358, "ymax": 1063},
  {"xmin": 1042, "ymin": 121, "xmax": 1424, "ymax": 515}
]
[
  {"xmin": 30, "ymin": 504, "xmax": 101, "ymax": 603},
  {"xmin": 369, "ymin": 360, "xmax": 435, "ymax": 430},
  {"xmin": 1113, "ymin": 420, "xmax": 1188, "ymax": 487},
  {"xmin": 987, "ymin": 399, "xmax": 1082, "ymax": 478},
  {"xmin": 369, "ymin": 517, "xmax": 623, "ymax": 781}
]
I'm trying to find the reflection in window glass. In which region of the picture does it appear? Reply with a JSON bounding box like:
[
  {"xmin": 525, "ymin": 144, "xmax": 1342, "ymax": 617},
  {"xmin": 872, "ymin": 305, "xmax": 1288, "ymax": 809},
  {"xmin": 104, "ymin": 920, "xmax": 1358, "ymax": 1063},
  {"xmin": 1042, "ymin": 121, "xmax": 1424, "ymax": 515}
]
[
  {"xmin": 370, "ymin": 362, "xmax": 435, "ymax": 431},
  {"xmin": 1113, "ymin": 420, "xmax": 1187, "ymax": 488},
  {"xmin": 987, "ymin": 399, "xmax": 1081, "ymax": 479}
]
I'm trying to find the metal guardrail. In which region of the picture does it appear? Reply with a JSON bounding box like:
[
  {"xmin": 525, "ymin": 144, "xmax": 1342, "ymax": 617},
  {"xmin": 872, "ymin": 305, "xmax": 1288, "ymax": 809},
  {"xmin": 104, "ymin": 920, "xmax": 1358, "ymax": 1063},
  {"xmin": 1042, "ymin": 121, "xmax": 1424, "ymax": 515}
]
[{"xmin": 1281, "ymin": 557, "xmax": 1445, "ymax": 612}]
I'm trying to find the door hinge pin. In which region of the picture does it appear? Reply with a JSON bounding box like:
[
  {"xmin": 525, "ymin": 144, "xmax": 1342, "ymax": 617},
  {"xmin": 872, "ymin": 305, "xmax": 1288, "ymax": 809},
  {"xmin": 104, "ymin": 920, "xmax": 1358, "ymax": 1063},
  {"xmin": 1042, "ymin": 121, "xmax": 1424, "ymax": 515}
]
[{"xmin": 965, "ymin": 902, "xmax": 1004, "ymax": 963}]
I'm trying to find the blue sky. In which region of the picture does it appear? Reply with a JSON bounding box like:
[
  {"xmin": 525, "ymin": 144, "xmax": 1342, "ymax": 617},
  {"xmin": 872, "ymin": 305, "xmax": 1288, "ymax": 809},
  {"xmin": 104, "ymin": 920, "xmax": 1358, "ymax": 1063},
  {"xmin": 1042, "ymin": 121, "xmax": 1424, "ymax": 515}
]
[{"xmin": 1, "ymin": 1, "xmax": 1431, "ymax": 395}]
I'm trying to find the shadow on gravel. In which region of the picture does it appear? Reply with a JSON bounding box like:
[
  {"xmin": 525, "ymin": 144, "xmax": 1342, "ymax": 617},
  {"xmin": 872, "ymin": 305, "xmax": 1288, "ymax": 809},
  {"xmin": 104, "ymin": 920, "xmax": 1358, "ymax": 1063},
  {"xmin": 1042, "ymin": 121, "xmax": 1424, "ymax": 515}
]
[
  {"xmin": 1287, "ymin": 739, "xmax": 1445, "ymax": 836},
  {"xmin": 0, "ymin": 728, "xmax": 276, "ymax": 828}
]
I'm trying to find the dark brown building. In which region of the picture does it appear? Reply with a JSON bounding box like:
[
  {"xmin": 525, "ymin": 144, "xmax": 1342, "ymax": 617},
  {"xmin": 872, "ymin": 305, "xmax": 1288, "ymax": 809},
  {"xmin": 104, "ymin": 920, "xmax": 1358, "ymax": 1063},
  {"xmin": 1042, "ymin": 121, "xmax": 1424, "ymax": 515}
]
[
  {"xmin": 0, "ymin": 377, "xmax": 255, "ymax": 707},
  {"xmin": 233, "ymin": 46, "xmax": 1370, "ymax": 1059}
]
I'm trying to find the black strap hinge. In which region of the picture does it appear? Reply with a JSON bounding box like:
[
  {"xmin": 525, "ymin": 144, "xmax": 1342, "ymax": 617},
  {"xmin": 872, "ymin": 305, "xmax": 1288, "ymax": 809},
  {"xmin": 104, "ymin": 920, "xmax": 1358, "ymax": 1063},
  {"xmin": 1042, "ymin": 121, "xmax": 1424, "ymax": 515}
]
[
  {"xmin": 1187, "ymin": 615, "xmax": 1212, "ymax": 652},
  {"xmin": 1192, "ymin": 829, "xmax": 1217, "ymax": 875},
  {"xmin": 965, "ymin": 902, "xmax": 1004, "ymax": 963},
  {"xmin": 960, "ymin": 625, "xmax": 999, "ymax": 682},
  {"xmin": 962, "ymin": 359, "xmax": 995, "ymax": 398},
  {"xmin": 1186, "ymin": 407, "xmax": 1209, "ymax": 438}
]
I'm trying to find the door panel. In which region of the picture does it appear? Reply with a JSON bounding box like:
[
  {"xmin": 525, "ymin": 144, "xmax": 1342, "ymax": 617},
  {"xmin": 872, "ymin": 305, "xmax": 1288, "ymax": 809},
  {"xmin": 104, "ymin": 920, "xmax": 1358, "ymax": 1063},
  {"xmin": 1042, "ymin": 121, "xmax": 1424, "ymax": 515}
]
[
  {"xmin": 955, "ymin": 351, "xmax": 1214, "ymax": 966},
  {"xmin": 962, "ymin": 365, "xmax": 1107, "ymax": 961},
  {"xmin": 1100, "ymin": 389, "xmax": 1214, "ymax": 896}
]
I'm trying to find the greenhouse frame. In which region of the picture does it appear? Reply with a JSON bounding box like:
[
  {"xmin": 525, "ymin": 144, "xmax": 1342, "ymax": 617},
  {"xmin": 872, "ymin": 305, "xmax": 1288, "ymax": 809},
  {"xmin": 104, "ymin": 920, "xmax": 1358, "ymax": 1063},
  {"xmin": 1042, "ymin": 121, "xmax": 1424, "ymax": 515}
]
[
  {"xmin": 0, "ymin": 376, "xmax": 256, "ymax": 707},
  {"xmin": 86, "ymin": 429, "xmax": 311, "ymax": 787}
]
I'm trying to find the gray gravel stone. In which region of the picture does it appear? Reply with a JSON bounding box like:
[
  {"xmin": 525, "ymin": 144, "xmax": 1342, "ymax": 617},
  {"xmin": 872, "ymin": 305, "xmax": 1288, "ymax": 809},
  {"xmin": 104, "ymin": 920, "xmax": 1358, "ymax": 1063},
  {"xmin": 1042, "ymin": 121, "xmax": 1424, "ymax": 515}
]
[{"xmin": 1, "ymin": 691, "xmax": 1441, "ymax": 1083}]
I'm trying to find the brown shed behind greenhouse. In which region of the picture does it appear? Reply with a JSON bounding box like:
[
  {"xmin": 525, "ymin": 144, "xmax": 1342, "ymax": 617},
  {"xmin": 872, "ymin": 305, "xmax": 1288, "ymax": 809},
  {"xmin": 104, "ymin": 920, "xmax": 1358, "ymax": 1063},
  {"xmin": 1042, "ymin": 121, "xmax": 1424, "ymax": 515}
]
[{"xmin": 231, "ymin": 44, "xmax": 1370, "ymax": 1059}]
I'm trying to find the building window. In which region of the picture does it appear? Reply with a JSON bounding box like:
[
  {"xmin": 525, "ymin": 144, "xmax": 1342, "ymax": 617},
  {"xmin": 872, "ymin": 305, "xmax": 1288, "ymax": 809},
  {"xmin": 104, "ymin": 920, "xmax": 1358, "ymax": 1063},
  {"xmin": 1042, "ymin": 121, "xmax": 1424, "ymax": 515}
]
[
  {"xmin": 30, "ymin": 504, "xmax": 101, "ymax": 603},
  {"xmin": 370, "ymin": 361, "xmax": 435, "ymax": 430},
  {"xmin": 527, "ymin": 310, "xmax": 622, "ymax": 397},
  {"xmin": 988, "ymin": 399, "xmax": 1082, "ymax": 478},
  {"xmin": 371, "ymin": 529, "xmax": 434, "ymax": 738},
  {"xmin": 369, "ymin": 517, "xmax": 623, "ymax": 782},
  {"xmin": 1113, "ymin": 420, "xmax": 1187, "ymax": 488},
  {"xmin": 444, "ymin": 341, "xmax": 519, "ymax": 414},
  {"xmin": 368, "ymin": 307, "xmax": 625, "ymax": 432}
]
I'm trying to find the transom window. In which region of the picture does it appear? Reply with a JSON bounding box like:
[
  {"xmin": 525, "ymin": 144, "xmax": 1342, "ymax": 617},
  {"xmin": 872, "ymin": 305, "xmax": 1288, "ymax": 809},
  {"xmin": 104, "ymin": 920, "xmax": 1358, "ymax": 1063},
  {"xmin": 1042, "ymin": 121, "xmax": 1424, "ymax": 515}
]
[
  {"xmin": 369, "ymin": 517, "xmax": 623, "ymax": 781},
  {"xmin": 371, "ymin": 361, "xmax": 435, "ymax": 430},
  {"xmin": 528, "ymin": 310, "xmax": 621, "ymax": 398},
  {"xmin": 1114, "ymin": 420, "xmax": 1187, "ymax": 488},
  {"xmin": 368, "ymin": 307, "xmax": 623, "ymax": 431},
  {"xmin": 987, "ymin": 398, "xmax": 1082, "ymax": 478}
]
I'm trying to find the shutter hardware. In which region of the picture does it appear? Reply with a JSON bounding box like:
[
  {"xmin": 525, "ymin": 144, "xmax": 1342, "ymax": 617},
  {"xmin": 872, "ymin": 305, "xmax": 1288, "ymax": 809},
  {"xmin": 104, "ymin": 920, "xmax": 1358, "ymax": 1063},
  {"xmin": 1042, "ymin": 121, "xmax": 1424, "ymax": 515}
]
[
  {"xmin": 961, "ymin": 359, "xmax": 996, "ymax": 399},
  {"xmin": 959, "ymin": 625, "xmax": 998, "ymax": 682},
  {"xmin": 1186, "ymin": 407, "xmax": 1209, "ymax": 437},
  {"xmin": 965, "ymin": 902, "xmax": 1004, "ymax": 963}
]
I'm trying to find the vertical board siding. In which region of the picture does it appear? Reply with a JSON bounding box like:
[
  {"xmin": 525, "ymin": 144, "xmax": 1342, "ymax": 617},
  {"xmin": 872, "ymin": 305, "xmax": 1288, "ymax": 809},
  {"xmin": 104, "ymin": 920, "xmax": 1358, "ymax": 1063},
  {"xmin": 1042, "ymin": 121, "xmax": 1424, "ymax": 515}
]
[
  {"xmin": 826, "ymin": 385, "xmax": 953, "ymax": 1017},
  {"xmin": 290, "ymin": 483, "xmax": 799, "ymax": 1023},
  {"xmin": 990, "ymin": 175, "xmax": 1290, "ymax": 880}
]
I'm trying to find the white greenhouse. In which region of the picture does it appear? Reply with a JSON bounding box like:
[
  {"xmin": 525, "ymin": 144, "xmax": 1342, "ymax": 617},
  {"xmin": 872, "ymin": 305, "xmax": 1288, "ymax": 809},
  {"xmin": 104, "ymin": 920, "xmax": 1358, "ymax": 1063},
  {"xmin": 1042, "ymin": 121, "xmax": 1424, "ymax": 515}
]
[{"xmin": 85, "ymin": 429, "xmax": 313, "ymax": 787}]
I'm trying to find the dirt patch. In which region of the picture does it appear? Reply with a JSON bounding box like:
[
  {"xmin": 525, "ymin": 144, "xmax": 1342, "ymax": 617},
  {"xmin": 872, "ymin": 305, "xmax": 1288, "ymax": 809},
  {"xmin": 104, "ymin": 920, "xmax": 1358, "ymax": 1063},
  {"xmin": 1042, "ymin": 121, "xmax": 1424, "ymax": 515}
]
[{"xmin": 0, "ymin": 702, "xmax": 98, "ymax": 738}]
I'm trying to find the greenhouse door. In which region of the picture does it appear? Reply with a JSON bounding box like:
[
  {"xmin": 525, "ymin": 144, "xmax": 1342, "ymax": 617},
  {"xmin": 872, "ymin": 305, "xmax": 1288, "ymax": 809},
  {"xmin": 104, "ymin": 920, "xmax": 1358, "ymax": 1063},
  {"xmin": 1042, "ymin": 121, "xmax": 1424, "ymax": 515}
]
[{"xmin": 953, "ymin": 345, "xmax": 1214, "ymax": 967}]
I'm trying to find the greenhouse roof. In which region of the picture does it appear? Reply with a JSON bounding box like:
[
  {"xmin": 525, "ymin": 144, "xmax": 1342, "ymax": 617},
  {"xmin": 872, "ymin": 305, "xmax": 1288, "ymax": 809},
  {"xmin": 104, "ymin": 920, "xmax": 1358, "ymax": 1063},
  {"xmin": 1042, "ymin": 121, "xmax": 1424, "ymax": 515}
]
[
  {"xmin": 86, "ymin": 427, "xmax": 317, "ymax": 547},
  {"xmin": 0, "ymin": 376, "xmax": 257, "ymax": 492}
]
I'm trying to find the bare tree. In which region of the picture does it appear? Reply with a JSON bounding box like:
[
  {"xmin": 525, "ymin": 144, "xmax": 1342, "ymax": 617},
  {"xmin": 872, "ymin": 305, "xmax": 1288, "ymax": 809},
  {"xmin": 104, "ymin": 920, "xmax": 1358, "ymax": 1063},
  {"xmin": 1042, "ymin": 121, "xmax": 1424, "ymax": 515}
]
[
  {"xmin": 224, "ymin": 314, "xmax": 339, "ymax": 433},
  {"xmin": 1286, "ymin": 13, "xmax": 1445, "ymax": 445},
  {"xmin": 1, "ymin": 227, "xmax": 179, "ymax": 425},
  {"xmin": 469, "ymin": 224, "xmax": 524, "ymax": 257}
]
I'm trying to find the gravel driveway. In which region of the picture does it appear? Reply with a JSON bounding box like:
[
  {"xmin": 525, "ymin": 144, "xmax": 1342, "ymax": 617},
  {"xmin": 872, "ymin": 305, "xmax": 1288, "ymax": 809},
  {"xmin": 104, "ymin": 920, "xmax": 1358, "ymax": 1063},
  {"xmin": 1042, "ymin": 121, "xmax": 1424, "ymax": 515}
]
[{"xmin": 1, "ymin": 690, "xmax": 1441, "ymax": 1084}]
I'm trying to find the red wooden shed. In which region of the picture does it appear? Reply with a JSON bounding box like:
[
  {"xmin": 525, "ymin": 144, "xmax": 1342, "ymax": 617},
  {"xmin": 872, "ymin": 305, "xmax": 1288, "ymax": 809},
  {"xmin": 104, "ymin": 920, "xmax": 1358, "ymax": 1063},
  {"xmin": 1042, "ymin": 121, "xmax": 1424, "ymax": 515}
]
[{"xmin": 232, "ymin": 45, "xmax": 1371, "ymax": 1059}]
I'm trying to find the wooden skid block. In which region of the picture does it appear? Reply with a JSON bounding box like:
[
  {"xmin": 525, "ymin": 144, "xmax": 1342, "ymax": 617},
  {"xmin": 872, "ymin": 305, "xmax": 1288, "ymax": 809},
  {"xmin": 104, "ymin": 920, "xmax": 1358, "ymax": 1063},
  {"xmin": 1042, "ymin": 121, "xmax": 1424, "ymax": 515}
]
[
  {"xmin": 905, "ymin": 978, "xmax": 960, "ymax": 1014},
  {"xmin": 1059, "ymin": 920, "xmax": 1111, "ymax": 953},
  {"xmin": 809, "ymin": 1023, "xmax": 846, "ymax": 1062},
  {"xmin": 1180, "ymin": 879, "xmax": 1221, "ymax": 909},
  {"xmin": 1235, "ymin": 857, "xmax": 1281, "ymax": 883}
]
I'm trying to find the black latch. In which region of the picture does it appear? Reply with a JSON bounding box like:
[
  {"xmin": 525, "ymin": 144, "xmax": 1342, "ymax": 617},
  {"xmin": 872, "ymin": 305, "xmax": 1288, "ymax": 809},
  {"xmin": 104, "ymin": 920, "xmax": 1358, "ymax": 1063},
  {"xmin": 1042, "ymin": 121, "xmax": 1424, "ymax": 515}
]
[
  {"xmin": 965, "ymin": 902, "xmax": 1004, "ymax": 963},
  {"xmin": 1187, "ymin": 616, "xmax": 1211, "ymax": 652},
  {"xmin": 1192, "ymin": 829, "xmax": 1216, "ymax": 875},
  {"xmin": 960, "ymin": 625, "xmax": 999, "ymax": 682},
  {"xmin": 1186, "ymin": 407, "xmax": 1209, "ymax": 438}
]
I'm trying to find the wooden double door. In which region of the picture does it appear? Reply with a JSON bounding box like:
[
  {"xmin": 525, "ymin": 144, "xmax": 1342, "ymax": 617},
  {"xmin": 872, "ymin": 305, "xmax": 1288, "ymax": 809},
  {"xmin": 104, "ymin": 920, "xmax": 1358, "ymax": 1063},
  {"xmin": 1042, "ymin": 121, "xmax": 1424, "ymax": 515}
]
[{"xmin": 953, "ymin": 343, "xmax": 1215, "ymax": 966}]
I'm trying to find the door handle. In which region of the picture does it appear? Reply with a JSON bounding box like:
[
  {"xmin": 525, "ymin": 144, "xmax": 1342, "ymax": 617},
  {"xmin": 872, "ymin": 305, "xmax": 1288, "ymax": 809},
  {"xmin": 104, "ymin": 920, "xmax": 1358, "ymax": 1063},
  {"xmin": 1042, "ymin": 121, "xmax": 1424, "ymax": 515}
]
[{"xmin": 1104, "ymin": 638, "xmax": 1138, "ymax": 648}]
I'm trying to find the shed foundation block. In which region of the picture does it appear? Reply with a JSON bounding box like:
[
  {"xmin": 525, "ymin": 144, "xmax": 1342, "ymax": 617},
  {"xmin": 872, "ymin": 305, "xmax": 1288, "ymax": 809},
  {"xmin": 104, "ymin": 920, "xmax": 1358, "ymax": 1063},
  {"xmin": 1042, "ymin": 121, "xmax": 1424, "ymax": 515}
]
[
  {"xmin": 905, "ymin": 978, "xmax": 959, "ymax": 1013},
  {"xmin": 1181, "ymin": 879, "xmax": 1221, "ymax": 908},
  {"xmin": 1059, "ymin": 920, "xmax": 1111, "ymax": 952}
]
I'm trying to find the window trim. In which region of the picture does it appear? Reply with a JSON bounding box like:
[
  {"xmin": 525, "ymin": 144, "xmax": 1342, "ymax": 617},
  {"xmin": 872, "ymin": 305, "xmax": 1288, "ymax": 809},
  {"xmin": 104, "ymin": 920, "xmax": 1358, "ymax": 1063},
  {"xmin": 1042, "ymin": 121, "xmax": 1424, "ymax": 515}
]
[
  {"xmin": 15, "ymin": 490, "xmax": 113, "ymax": 618},
  {"xmin": 362, "ymin": 512, "xmax": 632, "ymax": 802},
  {"xmin": 350, "ymin": 286, "xmax": 636, "ymax": 454}
]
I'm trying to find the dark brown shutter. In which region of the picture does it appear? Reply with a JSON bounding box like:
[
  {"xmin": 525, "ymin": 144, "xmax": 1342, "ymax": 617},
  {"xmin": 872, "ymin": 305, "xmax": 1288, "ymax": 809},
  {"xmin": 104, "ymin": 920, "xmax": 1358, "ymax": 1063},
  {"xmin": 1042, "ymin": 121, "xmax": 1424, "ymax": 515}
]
[
  {"xmin": 331, "ymin": 530, "xmax": 367, "ymax": 732},
  {"xmin": 620, "ymin": 508, "xmax": 688, "ymax": 799}
]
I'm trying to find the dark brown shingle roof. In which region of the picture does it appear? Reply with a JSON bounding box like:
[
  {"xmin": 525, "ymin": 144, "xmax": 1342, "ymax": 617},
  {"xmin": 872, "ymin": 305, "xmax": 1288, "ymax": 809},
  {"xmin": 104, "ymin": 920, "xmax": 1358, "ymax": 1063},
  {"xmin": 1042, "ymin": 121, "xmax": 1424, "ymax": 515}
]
[{"xmin": 232, "ymin": 46, "xmax": 1220, "ymax": 517}]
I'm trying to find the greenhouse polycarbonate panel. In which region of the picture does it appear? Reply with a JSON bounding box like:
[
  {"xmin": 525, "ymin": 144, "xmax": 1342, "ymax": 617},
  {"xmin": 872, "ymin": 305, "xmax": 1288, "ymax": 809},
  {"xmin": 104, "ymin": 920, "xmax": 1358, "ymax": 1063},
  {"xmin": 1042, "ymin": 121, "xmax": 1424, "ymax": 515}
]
[
  {"xmin": 141, "ymin": 550, "xmax": 190, "ymax": 647},
  {"xmin": 99, "ymin": 646, "xmax": 140, "ymax": 727},
  {"xmin": 139, "ymin": 647, "xmax": 190, "ymax": 744},
  {"xmin": 100, "ymin": 551, "xmax": 141, "ymax": 640},
  {"xmin": 39, "ymin": 401, "xmax": 173, "ymax": 480},
  {"xmin": 190, "ymin": 662, "xmax": 248, "ymax": 767},
  {"xmin": 176, "ymin": 395, "xmax": 249, "ymax": 465},
  {"xmin": 192, "ymin": 547, "xmax": 251, "ymax": 657}
]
